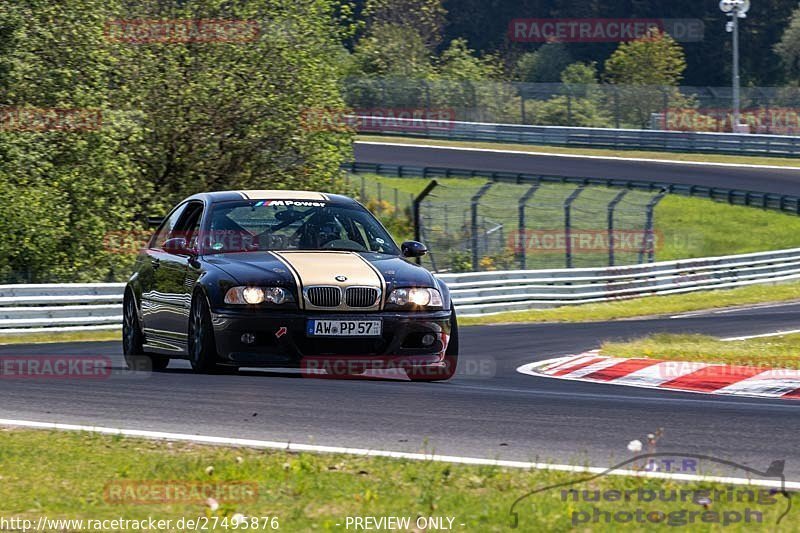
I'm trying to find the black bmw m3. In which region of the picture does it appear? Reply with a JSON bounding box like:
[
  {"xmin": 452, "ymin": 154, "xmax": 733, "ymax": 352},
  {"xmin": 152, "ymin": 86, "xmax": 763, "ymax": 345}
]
[{"xmin": 123, "ymin": 190, "xmax": 458, "ymax": 380}]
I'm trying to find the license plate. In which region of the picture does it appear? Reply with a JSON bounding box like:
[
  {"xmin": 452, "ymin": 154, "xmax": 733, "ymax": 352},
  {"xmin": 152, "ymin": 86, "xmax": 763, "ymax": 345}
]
[{"xmin": 307, "ymin": 319, "xmax": 382, "ymax": 337}]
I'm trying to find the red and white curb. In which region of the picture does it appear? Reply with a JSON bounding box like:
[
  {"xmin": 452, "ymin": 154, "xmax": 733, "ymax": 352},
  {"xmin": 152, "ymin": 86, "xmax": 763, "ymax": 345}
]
[{"xmin": 517, "ymin": 350, "xmax": 800, "ymax": 400}]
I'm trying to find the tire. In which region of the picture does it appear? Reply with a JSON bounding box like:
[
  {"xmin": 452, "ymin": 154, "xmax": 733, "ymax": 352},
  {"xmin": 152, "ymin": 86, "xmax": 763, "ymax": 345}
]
[
  {"xmin": 188, "ymin": 293, "xmax": 221, "ymax": 373},
  {"xmin": 122, "ymin": 290, "xmax": 169, "ymax": 371},
  {"xmin": 407, "ymin": 310, "xmax": 459, "ymax": 382}
]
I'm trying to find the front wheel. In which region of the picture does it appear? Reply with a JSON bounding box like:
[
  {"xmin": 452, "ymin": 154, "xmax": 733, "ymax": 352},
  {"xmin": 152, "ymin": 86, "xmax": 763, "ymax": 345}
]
[
  {"xmin": 122, "ymin": 291, "xmax": 169, "ymax": 371},
  {"xmin": 188, "ymin": 293, "xmax": 221, "ymax": 373},
  {"xmin": 407, "ymin": 310, "xmax": 459, "ymax": 382}
]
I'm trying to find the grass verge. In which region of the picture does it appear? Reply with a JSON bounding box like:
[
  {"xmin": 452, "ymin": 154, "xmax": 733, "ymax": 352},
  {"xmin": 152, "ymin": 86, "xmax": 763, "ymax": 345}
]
[
  {"xmin": 358, "ymin": 135, "xmax": 800, "ymax": 168},
  {"xmin": 459, "ymin": 281, "xmax": 800, "ymax": 326},
  {"xmin": 601, "ymin": 332, "xmax": 800, "ymax": 370},
  {"xmin": 0, "ymin": 429, "xmax": 794, "ymax": 531},
  {"xmin": 0, "ymin": 330, "xmax": 120, "ymax": 345}
]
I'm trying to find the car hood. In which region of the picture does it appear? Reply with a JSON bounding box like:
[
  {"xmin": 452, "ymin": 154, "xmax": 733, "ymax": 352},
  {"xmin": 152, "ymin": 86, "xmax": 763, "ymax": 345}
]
[{"xmin": 205, "ymin": 251, "xmax": 437, "ymax": 292}]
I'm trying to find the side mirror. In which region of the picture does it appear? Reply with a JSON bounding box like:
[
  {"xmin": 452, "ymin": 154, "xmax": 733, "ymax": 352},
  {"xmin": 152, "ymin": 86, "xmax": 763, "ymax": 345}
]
[
  {"xmin": 401, "ymin": 241, "xmax": 428, "ymax": 258},
  {"xmin": 162, "ymin": 237, "xmax": 194, "ymax": 256}
]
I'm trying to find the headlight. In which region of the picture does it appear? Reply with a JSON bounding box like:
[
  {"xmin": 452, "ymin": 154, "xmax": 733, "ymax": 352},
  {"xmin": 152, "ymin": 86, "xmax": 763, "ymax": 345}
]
[
  {"xmin": 387, "ymin": 287, "xmax": 443, "ymax": 308},
  {"xmin": 224, "ymin": 286, "xmax": 292, "ymax": 305}
]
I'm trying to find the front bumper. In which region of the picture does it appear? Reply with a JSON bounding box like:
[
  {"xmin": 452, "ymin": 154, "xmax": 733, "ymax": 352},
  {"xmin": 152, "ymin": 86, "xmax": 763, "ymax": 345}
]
[{"xmin": 210, "ymin": 308, "xmax": 453, "ymax": 368}]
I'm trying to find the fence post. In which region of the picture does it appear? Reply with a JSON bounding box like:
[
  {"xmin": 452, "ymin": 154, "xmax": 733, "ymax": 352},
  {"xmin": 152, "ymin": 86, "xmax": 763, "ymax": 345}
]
[
  {"xmin": 613, "ymin": 86, "xmax": 621, "ymax": 129},
  {"xmin": 413, "ymin": 180, "xmax": 438, "ymax": 265},
  {"xmin": 607, "ymin": 190, "xmax": 629, "ymax": 267},
  {"xmin": 566, "ymin": 88, "xmax": 573, "ymax": 125},
  {"xmin": 639, "ymin": 190, "xmax": 668, "ymax": 264},
  {"xmin": 471, "ymin": 183, "xmax": 494, "ymax": 271},
  {"xmin": 517, "ymin": 185, "xmax": 540, "ymax": 269},
  {"xmin": 377, "ymin": 181, "xmax": 382, "ymax": 204},
  {"xmin": 393, "ymin": 188, "xmax": 399, "ymax": 218},
  {"xmin": 360, "ymin": 175, "xmax": 366, "ymax": 201},
  {"xmin": 564, "ymin": 186, "xmax": 585, "ymax": 268}
]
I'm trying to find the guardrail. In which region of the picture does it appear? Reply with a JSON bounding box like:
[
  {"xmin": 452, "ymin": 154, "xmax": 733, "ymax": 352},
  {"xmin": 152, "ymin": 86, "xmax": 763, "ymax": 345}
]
[
  {"xmin": 0, "ymin": 284, "xmax": 124, "ymax": 334},
  {"xmin": 355, "ymin": 116, "xmax": 800, "ymax": 158},
  {"xmin": 438, "ymin": 247, "xmax": 800, "ymax": 316},
  {"xmin": 2, "ymin": 247, "xmax": 800, "ymax": 330},
  {"xmin": 344, "ymin": 161, "xmax": 800, "ymax": 215}
]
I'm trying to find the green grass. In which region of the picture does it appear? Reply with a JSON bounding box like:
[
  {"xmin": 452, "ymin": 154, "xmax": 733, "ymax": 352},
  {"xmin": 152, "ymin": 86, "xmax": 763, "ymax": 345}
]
[
  {"xmin": 655, "ymin": 196, "xmax": 800, "ymax": 260},
  {"xmin": 601, "ymin": 332, "xmax": 800, "ymax": 370},
  {"xmin": 359, "ymin": 135, "xmax": 800, "ymax": 168},
  {"xmin": 459, "ymin": 281, "xmax": 800, "ymax": 326},
  {"xmin": 0, "ymin": 330, "xmax": 120, "ymax": 345},
  {"xmin": 1, "ymin": 429, "xmax": 795, "ymax": 531}
]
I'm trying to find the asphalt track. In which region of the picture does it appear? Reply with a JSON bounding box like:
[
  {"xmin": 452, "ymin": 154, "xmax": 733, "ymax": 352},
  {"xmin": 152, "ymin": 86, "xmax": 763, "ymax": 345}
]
[
  {"xmin": 354, "ymin": 141, "xmax": 800, "ymax": 196},
  {"xmin": 2, "ymin": 302, "xmax": 800, "ymax": 477}
]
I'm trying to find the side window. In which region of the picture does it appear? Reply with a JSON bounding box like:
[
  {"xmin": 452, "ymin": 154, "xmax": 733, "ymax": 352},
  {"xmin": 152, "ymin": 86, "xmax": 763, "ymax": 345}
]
[
  {"xmin": 149, "ymin": 203, "xmax": 188, "ymax": 250},
  {"xmin": 348, "ymin": 219, "xmax": 370, "ymax": 249},
  {"xmin": 177, "ymin": 203, "xmax": 204, "ymax": 251}
]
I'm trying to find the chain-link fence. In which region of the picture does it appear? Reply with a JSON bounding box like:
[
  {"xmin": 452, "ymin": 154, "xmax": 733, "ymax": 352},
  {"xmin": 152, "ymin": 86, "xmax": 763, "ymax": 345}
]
[
  {"xmin": 344, "ymin": 174, "xmax": 415, "ymax": 220},
  {"xmin": 343, "ymin": 78, "xmax": 800, "ymax": 133},
  {"xmin": 413, "ymin": 180, "xmax": 666, "ymax": 273}
]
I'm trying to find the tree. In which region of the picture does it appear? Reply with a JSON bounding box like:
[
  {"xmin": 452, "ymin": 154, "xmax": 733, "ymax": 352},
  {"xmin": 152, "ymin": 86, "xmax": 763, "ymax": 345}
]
[
  {"xmin": 349, "ymin": 23, "xmax": 434, "ymax": 78},
  {"xmin": 604, "ymin": 29, "xmax": 686, "ymax": 86},
  {"xmin": 362, "ymin": 0, "xmax": 446, "ymax": 49},
  {"xmin": 604, "ymin": 29, "xmax": 688, "ymax": 127},
  {"xmin": 0, "ymin": 0, "xmax": 141, "ymax": 283},
  {"xmin": 112, "ymin": 0, "xmax": 353, "ymax": 209},
  {"xmin": 775, "ymin": 5, "xmax": 800, "ymax": 81},
  {"xmin": 528, "ymin": 62, "xmax": 612, "ymax": 128},
  {"xmin": 0, "ymin": 0, "xmax": 354, "ymax": 283},
  {"xmin": 513, "ymin": 43, "xmax": 572, "ymax": 83},
  {"xmin": 434, "ymin": 38, "xmax": 513, "ymax": 122}
]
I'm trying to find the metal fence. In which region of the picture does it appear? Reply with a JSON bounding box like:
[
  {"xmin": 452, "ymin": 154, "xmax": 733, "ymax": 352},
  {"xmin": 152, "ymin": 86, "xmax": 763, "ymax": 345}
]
[
  {"xmin": 344, "ymin": 173, "xmax": 415, "ymax": 220},
  {"xmin": 3, "ymin": 247, "xmax": 800, "ymax": 330},
  {"xmin": 343, "ymin": 78, "xmax": 800, "ymax": 134},
  {"xmin": 411, "ymin": 179, "xmax": 665, "ymax": 272},
  {"xmin": 343, "ymin": 162, "xmax": 800, "ymax": 216},
  {"xmin": 352, "ymin": 115, "xmax": 800, "ymax": 157}
]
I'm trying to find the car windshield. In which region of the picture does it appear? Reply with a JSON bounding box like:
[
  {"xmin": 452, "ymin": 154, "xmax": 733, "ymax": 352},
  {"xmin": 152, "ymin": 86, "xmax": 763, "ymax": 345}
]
[{"xmin": 202, "ymin": 200, "xmax": 400, "ymax": 255}]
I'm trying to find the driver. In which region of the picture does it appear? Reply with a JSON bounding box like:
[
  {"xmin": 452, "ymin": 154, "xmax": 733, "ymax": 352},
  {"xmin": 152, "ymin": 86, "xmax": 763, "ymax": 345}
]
[
  {"xmin": 316, "ymin": 213, "xmax": 342, "ymax": 247},
  {"xmin": 298, "ymin": 211, "xmax": 342, "ymax": 249}
]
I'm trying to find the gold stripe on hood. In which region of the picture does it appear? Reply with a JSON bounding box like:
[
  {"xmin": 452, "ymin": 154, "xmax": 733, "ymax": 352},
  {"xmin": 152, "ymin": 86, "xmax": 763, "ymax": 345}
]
[{"xmin": 272, "ymin": 251, "xmax": 383, "ymax": 294}]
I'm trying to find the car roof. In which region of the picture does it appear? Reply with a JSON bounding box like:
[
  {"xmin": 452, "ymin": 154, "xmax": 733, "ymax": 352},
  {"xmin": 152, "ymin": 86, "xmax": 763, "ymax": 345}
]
[{"xmin": 184, "ymin": 190, "xmax": 358, "ymax": 206}]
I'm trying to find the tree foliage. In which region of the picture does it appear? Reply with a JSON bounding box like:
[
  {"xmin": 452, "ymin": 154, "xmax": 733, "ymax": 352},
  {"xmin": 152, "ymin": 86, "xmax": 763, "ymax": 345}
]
[
  {"xmin": 775, "ymin": 4, "xmax": 800, "ymax": 81},
  {"xmin": 363, "ymin": 0, "xmax": 446, "ymax": 49},
  {"xmin": 513, "ymin": 43, "xmax": 572, "ymax": 83},
  {"xmin": 0, "ymin": 0, "xmax": 352, "ymax": 282},
  {"xmin": 604, "ymin": 30, "xmax": 686, "ymax": 86}
]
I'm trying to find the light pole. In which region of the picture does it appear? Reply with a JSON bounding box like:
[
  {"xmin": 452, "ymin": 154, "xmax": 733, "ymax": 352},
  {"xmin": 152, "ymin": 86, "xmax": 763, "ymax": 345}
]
[{"xmin": 720, "ymin": 0, "xmax": 750, "ymax": 132}]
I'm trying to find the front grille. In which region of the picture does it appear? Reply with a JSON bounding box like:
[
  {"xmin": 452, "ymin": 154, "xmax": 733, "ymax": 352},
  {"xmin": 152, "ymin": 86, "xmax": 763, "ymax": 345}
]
[
  {"xmin": 306, "ymin": 286, "xmax": 341, "ymax": 307},
  {"xmin": 345, "ymin": 287, "xmax": 380, "ymax": 308}
]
